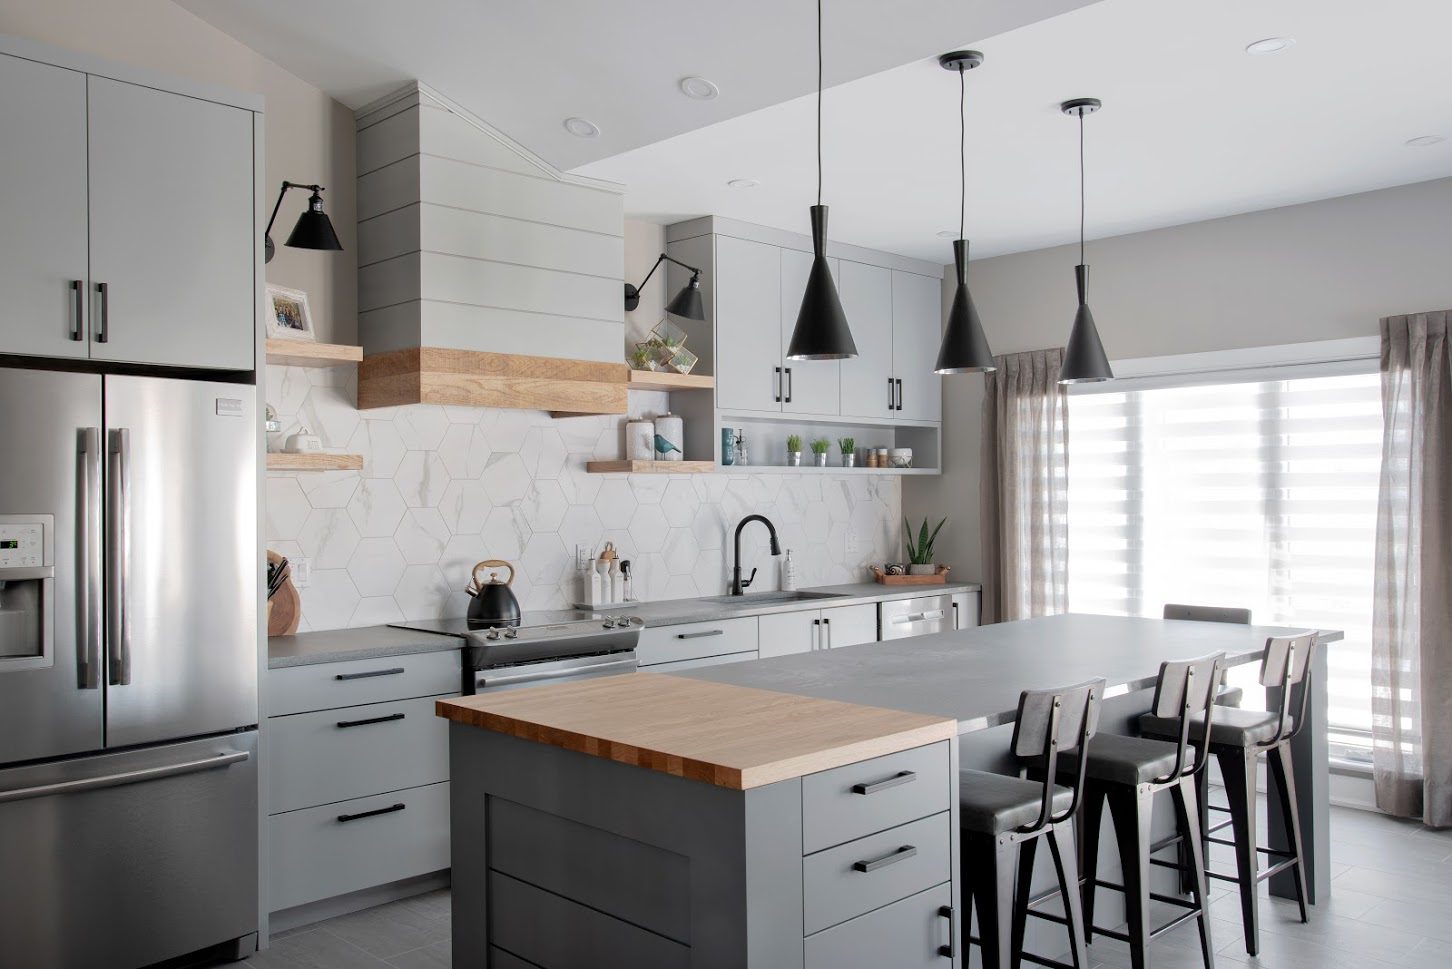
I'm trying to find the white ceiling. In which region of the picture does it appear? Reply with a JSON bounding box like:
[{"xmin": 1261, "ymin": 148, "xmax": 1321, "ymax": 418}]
[
  {"xmin": 175, "ymin": 0, "xmax": 1099, "ymax": 171},
  {"xmin": 578, "ymin": 0, "xmax": 1452, "ymax": 260}
]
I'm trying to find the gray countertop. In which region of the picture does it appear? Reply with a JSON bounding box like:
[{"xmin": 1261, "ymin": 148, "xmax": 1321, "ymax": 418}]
[
  {"xmin": 678, "ymin": 613, "xmax": 1343, "ymax": 734},
  {"xmin": 266, "ymin": 581, "xmax": 982, "ymax": 669}
]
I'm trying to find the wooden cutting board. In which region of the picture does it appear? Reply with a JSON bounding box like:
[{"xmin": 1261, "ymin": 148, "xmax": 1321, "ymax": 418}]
[{"xmin": 267, "ymin": 550, "xmax": 301, "ymax": 637}]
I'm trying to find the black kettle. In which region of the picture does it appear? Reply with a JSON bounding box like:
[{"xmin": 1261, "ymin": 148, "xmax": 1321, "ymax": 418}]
[{"xmin": 465, "ymin": 559, "xmax": 522, "ymax": 629}]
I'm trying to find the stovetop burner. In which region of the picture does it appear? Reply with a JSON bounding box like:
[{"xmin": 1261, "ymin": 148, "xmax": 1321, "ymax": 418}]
[{"xmin": 389, "ymin": 611, "xmax": 644, "ymax": 670}]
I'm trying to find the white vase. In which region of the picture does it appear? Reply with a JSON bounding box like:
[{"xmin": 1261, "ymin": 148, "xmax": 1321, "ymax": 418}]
[
  {"xmin": 626, "ymin": 421, "xmax": 655, "ymax": 461},
  {"xmin": 655, "ymin": 412, "xmax": 684, "ymax": 461}
]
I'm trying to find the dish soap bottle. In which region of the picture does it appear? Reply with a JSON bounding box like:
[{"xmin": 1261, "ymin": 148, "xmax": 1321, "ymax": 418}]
[{"xmin": 781, "ymin": 549, "xmax": 798, "ymax": 591}]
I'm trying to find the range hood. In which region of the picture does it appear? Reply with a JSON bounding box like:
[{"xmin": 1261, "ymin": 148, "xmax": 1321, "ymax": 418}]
[{"xmin": 354, "ymin": 83, "xmax": 628, "ymax": 414}]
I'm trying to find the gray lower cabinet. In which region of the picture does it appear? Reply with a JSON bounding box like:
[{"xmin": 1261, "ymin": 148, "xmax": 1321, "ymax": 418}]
[
  {"xmin": 636, "ymin": 617, "xmax": 758, "ymax": 668},
  {"xmin": 950, "ymin": 591, "xmax": 980, "ymax": 630},
  {"xmin": 265, "ymin": 649, "xmax": 460, "ymax": 915},
  {"xmin": 804, "ymin": 883, "xmax": 953, "ymax": 969}
]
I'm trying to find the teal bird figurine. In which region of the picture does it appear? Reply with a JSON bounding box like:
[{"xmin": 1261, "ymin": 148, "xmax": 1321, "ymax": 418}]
[{"xmin": 654, "ymin": 434, "xmax": 681, "ymax": 457}]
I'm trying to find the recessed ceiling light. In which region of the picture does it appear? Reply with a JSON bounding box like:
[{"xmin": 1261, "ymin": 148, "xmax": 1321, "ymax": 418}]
[
  {"xmin": 1245, "ymin": 37, "xmax": 1295, "ymax": 55},
  {"xmin": 1405, "ymin": 135, "xmax": 1446, "ymax": 148},
  {"xmin": 727, "ymin": 177, "xmax": 759, "ymax": 189},
  {"xmin": 680, "ymin": 76, "xmax": 720, "ymax": 100},
  {"xmin": 563, "ymin": 117, "xmax": 599, "ymax": 138},
  {"xmin": 937, "ymin": 230, "xmax": 959, "ymax": 239}
]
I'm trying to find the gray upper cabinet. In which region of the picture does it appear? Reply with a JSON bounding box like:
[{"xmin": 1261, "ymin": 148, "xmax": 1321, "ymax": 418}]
[
  {"xmin": 0, "ymin": 54, "xmax": 90, "ymax": 360},
  {"xmin": 780, "ymin": 248, "xmax": 841, "ymax": 415},
  {"xmin": 837, "ymin": 261, "xmax": 896, "ymax": 420},
  {"xmin": 714, "ymin": 235, "xmax": 782, "ymax": 414},
  {"xmin": 87, "ymin": 78, "xmax": 254, "ymax": 371},
  {"xmin": 891, "ymin": 271, "xmax": 943, "ymax": 422}
]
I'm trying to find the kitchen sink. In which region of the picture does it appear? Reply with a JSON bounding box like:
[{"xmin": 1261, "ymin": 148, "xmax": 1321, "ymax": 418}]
[{"xmin": 699, "ymin": 591, "xmax": 850, "ymax": 607}]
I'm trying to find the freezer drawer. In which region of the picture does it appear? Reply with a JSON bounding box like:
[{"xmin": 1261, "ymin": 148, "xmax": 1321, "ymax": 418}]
[
  {"xmin": 879, "ymin": 594, "xmax": 955, "ymax": 641},
  {"xmin": 0, "ymin": 730, "xmax": 258, "ymax": 969}
]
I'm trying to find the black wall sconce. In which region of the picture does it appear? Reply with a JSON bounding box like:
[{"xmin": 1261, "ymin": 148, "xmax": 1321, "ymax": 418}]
[
  {"xmin": 625, "ymin": 253, "xmax": 705, "ymax": 320},
  {"xmin": 264, "ymin": 181, "xmax": 344, "ymax": 263}
]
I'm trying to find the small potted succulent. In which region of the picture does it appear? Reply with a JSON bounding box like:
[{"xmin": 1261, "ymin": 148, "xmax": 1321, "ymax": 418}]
[
  {"xmin": 838, "ymin": 437, "xmax": 856, "ymax": 468},
  {"xmin": 810, "ymin": 438, "xmax": 831, "ymax": 467},
  {"xmin": 904, "ymin": 516, "xmax": 946, "ymax": 575},
  {"xmin": 786, "ymin": 434, "xmax": 803, "ymax": 467}
]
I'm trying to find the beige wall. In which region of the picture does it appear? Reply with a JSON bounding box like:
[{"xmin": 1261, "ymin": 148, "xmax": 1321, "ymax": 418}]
[
  {"xmin": 624, "ymin": 219, "xmax": 668, "ymax": 352},
  {"xmin": 0, "ymin": 0, "xmax": 356, "ymax": 345},
  {"xmin": 906, "ymin": 176, "xmax": 1452, "ymax": 582}
]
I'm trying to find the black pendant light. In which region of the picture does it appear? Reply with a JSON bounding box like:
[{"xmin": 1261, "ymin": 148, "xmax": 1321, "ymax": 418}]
[
  {"xmin": 786, "ymin": 0, "xmax": 856, "ymax": 361},
  {"xmin": 1058, "ymin": 98, "xmax": 1113, "ymax": 384},
  {"xmin": 264, "ymin": 181, "xmax": 344, "ymax": 264},
  {"xmin": 933, "ymin": 51, "xmax": 996, "ymax": 374}
]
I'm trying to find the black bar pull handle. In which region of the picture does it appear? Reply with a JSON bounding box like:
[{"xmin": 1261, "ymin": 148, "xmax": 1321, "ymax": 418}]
[
  {"xmin": 774, "ymin": 366, "xmax": 782, "ymax": 403},
  {"xmin": 337, "ymin": 803, "xmax": 405, "ymax": 823},
  {"xmin": 335, "ymin": 667, "xmax": 405, "ymax": 681},
  {"xmin": 784, "ymin": 367, "xmax": 793, "ymax": 403},
  {"xmin": 337, "ymin": 712, "xmax": 406, "ymax": 729},
  {"xmin": 888, "ymin": 376, "xmax": 895, "ymax": 410},
  {"xmin": 895, "ymin": 378, "xmax": 904, "ymax": 410},
  {"xmin": 677, "ymin": 629, "xmax": 725, "ymax": 640},
  {"xmin": 853, "ymin": 844, "xmax": 917, "ymax": 873},
  {"xmin": 95, "ymin": 282, "xmax": 109, "ymax": 343},
  {"xmin": 852, "ymin": 770, "xmax": 916, "ymax": 796},
  {"xmin": 71, "ymin": 280, "xmax": 84, "ymax": 341},
  {"xmin": 937, "ymin": 905, "xmax": 955, "ymax": 958}
]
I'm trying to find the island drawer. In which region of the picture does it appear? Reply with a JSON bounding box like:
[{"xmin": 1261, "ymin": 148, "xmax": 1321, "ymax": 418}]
[
  {"xmin": 636, "ymin": 616, "xmax": 757, "ymax": 667},
  {"xmin": 802, "ymin": 741, "xmax": 951, "ymax": 853},
  {"xmin": 267, "ymin": 649, "xmax": 461, "ymax": 717},
  {"xmin": 805, "ymin": 882, "xmax": 953, "ymax": 969},
  {"xmin": 267, "ymin": 781, "xmax": 449, "ymax": 912},
  {"xmin": 802, "ymin": 812, "xmax": 952, "ymax": 935},
  {"xmin": 489, "ymin": 871, "xmax": 690, "ymax": 969},
  {"xmin": 266, "ymin": 695, "xmax": 450, "ymax": 814}
]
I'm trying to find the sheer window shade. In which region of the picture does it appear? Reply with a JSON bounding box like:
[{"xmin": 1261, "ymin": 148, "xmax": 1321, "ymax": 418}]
[{"xmin": 1067, "ymin": 370, "xmax": 1382, "ymax": 747}]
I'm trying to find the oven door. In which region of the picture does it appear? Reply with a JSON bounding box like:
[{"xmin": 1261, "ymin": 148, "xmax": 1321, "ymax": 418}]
[{"xmin": 472, "ymin": 651, "xmax": 638, "ymax": 695}]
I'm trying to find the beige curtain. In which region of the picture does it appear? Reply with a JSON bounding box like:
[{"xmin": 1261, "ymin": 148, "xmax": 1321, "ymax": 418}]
[
  {"xmin": 1373, "ymin": 311, "xmax": 1452, "ymax": 828},
  {"xmin": 980, "ymin": 348, "xmax": 1069, "ymax": 623}
]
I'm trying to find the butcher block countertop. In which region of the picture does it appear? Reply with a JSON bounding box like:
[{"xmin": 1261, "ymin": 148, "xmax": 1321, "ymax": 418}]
[{"xmin": 435, "ymin": 671, "xmax": 956, "ymax": 790}]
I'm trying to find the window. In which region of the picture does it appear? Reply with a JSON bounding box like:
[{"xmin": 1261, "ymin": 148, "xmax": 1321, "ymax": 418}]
[{"xmin": 1066, "ymin": 369, "xmax": 1382, "ymax": 755}]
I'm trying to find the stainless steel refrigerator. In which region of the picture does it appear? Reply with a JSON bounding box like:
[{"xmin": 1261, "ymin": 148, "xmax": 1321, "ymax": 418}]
[{"xmin": 0, "ymin": 366, "xmax": 259, "ymax": 968}]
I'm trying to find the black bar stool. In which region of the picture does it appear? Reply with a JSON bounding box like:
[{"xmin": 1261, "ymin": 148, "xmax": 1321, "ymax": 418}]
[
  {"xmin": 1069, "ymin": 653, "xmax": 1225, "ymax": 969},
  {"xmin": 958, "ymin": 678, "xmax": 1104, "ymax": 969},
  {"xmin": 1139, "ymin": 632, "xmax": 1318, "ymax": 957}
]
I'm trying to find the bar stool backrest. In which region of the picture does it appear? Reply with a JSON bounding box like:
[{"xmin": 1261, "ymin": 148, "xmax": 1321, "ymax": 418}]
[
  {"xmin": 1148, "ymin": 652, "xmax": 1227, "ymax": 783},
  {"xmin": 1163, "ymin": 603, "xmax": 1252, "ymax": 624},
  {"xmin": 1010, "ymin": 677, "xmax": 1105, "ymax": 832},
  {"xmin": 1259, "ymin": 632, "xmax": 1319, "ymax": 744}
]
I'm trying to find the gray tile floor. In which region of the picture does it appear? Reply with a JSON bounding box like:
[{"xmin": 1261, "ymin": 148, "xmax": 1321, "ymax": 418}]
[{"xmin": 224, "ymin": 803, "xmax": 1451, "ymax": 969}]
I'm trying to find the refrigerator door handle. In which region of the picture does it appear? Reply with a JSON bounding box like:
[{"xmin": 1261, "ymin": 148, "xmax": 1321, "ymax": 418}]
[
  {"xmin": 107, "ymin": 428, "xmax": 132, "ymax": 686},
  {"xmin": 0, "ymin": 750, "xmax": 250, "ymax": 804},
  {"xmin": 78, "ymin": 427, "xmax": 102, "ymax": 690}
]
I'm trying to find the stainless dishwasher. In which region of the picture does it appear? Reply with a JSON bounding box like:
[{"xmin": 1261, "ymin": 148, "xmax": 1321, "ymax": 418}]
[{"xmin": 879, "ymin": 594, "xmax": 956, "ymax": 640}]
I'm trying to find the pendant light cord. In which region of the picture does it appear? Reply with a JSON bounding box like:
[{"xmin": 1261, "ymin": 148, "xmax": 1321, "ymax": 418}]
[
  {"xmin": 959, "ymin": 66, "xmax": 966, "ymax": 241},
  {"xmin": 816, "ymin": 0, "xmax": 823, "ymax": 207},
  {"xmin": 1078, "ymin": 110, "xmax": 1086, "ymax": 265}
]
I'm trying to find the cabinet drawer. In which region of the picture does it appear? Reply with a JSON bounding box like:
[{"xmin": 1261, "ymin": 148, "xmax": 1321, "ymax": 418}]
[
  {"xmin": 803, "ymin": 813, "xmax": 951, "ymax": 935},
  {"xmin": 805, "ymin": 882, "xmax": 953, "ymax": 969},
  {"xmin": 267, "ymin": 649, "xmax": 461, "ymax": 716},
  {"xmin": 267, "ymin": 695, "xmax": 450, "ymax": 814},
  {"xmin": 268, "ymin": 782, "xmax": 449, "ymax": 913},
  {"xmin": 802, "ymin": 741, "xmax": 951, "ymax": 853},
  {"xmin": 490, "ymin": 871, "xmax": 689, "ymax": 969},
  {"xmin": 636, "ymin": 616, "xmax": 757, "ymax": 667},
  {"xmin": 648, "ymin": 651, "xmax": 757, "ymax": 673}
]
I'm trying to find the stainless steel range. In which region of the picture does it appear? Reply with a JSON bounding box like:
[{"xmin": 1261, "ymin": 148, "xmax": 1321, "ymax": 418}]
[{"xmin": 390, "ymin": 613, "xmax": 644, "ymax": 695}]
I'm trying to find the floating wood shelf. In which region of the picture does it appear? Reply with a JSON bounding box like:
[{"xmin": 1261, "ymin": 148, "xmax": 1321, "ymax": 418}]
[
  {"xmin": 585, "ymin": 460, "xmax": 716, "ymax": 475},
  {"xmin": 265, "ymin": 339, "xmax": 364, "ymax": 369},
  {"xmin": 267, "ymin": 453, "xmax": 364, "ymax": 472},
  {"xmin": 625, "ymin": 369, "xmax": 715, "ymax": 392}
]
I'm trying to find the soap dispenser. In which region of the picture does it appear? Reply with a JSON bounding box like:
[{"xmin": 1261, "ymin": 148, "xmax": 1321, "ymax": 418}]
[{"xmin": 781, "ymin": 549, "xmax": 798, "ymax": 591}]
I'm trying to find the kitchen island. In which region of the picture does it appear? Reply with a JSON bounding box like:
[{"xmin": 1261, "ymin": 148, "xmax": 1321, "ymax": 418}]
[{"xmin": 437, "ymin": 613, "xmax": 1342, "ymax": 969}]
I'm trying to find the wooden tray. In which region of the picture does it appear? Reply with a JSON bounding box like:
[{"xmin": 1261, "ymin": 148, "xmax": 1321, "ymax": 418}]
[{"xmin": 871, "ymin": 565, "xmax": 951, "ymax": 586}]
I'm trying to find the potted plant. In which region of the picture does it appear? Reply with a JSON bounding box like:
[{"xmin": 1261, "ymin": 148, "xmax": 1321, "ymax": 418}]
[
  {"xmin": 786, "ymin": 434, "xmax": 803, "ymax": 467},
  {"xmin": 810, "ymin": 438, "xmax": 831, "ymax": 467},
  {"xmin": 904, "ymin": 516, "xmax": 946, "ymax": 575},
  {"xmin": 838, "ymin": 437, "xmax": 856, "ymax": 468}
]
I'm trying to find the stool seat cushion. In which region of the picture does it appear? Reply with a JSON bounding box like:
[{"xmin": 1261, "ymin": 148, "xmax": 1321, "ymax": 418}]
[
  {"xmin": 1216, "ymin": 685, "xmax": 1245, "ymax": 708},
  {"xmin": 1139, "ymin": 707, "xmax": 1291, "ymax": 748},
  {"xmin": 1057, "ymin": 734, "xmax": 1182, "ymax": 786},
  {"xmin": 959, "ymin": 769, "xmax": 1073, "ymax": 834}
]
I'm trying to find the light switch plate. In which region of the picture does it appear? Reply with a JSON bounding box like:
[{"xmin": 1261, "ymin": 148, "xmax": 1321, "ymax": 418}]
[{"xmin": 291, "ymin": 557, "xmax": 312, "ymax": 588}]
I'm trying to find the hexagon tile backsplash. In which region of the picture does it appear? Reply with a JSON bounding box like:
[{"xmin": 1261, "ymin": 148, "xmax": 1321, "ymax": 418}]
[{"xmin": 266, "ymin": 366, "xmax": 902, "ymax": 632}]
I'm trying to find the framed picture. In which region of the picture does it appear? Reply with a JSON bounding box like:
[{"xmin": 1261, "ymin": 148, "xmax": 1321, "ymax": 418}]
[{"xmin": 265, "ymin": 285, "xmax": 315, "ymax": 341}]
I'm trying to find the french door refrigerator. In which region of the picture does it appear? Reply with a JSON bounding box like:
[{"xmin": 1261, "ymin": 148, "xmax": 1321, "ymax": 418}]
[{"xmin": 0, "ymin": 365, "xmax": 259, "ymax": 968}]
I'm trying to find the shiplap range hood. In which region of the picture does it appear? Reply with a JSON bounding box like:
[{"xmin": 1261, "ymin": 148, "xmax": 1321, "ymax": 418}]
[{"xmin": 355, "ymin": 82, "xmax": 629, "ymax": 414}]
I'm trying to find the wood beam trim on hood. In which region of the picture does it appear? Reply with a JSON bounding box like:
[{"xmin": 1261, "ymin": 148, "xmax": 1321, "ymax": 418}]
[{"xmin": 358, "ymin": 347, "xmax": 629, "ymax": 416}]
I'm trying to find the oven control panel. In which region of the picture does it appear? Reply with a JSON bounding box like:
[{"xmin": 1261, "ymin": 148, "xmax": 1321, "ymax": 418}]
[{"xmin": 0, "ymin": 521, "xmax": 46, "ymax": 569}]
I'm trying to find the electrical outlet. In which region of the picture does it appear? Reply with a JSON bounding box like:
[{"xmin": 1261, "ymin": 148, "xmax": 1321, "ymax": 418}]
[
  {"xmin": 575, "ymin": 544, "xmax": 591, "ymax": 572},
  {"xmin": 291, "ymin": 556, "xmax": 312, "ymax": 589}
]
